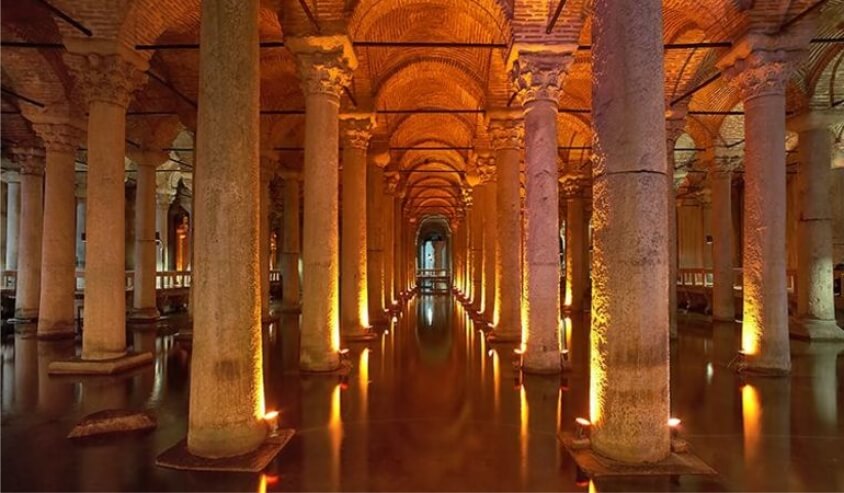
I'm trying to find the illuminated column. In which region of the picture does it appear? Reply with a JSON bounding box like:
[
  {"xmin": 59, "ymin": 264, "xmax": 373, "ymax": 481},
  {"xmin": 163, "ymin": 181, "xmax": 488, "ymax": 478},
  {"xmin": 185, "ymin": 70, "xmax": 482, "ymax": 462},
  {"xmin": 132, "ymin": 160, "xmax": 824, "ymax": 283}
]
[
  {"xmin": 340, "ymin": 113, "xmax": 375, "ymax": 339},
  {"xmin": 719, "ymin": 37, "xmax": 798, "ymax": 373},
  {"xmin": 75, "ymin": 179, "xmax": 86, "ymax": 267},
  {"xmin": 665, "ymin": 108, "xmax": 686, "ymax": 338},
  {"xmin": 384, "ymin": 172, "xmax": 399, "ymax": 306},
  {"xmin": 488, "ymin": 113, "xmax": 523, "ymax": 341},
  {"xmin": 560, "ymin": 175, "xmax": 589, "ymax": 313},
  {"xmin": 260, "ymin": 155, "xmax": 278, "ymax": 322},
  {"xmin": 368, "ymin": 151, "xmax": 390, "ymax": 319},
  {"xmin": 12, "ymin": 148, "xmax": 45, "ymax": 321},
  {"xmin": 34, "ymin": 123, "xmax": 84, "ymax": 336},
  {"xmin": 3, "ymin": 171, "xmax": 20, "ymax": 272},
  {"xmin": 790, "ymin": 111, "xmax": 844, "ymax": 340},
  {"xmin": 155, "ymin": 191, "xmax": 174, "ymax": 271},
  {"xmin": 62, "ymin": 47, "xmax": 148, "ymax": 362},
  {"xmin": 710, "ymin": 156, "xmax": 740, "ymax": 322},
  {"xmin": 289, "ymin": 36, "xmax": 356, "ymax": 371},
  {"xmin": 130, "ymin": 151, "xmax": 167, "ymax": 322},
  {"xmin": 188, "ymin": 0, "xmax": 266, "ymax": 458},
  {"xmin": 469, "ymin": 183, "xmax": 484, "ymax": 312},
  {"xmin": 590, "ymin": 0, "xmax": 670, "ymax": 462},
  {"xmin": 279, "ymin": 170, "xmax": 301, "ymax": 312},
  {"xmin": 509, "ymin": 47, "xmax": 571, "ymax": 373},
  {"xmin": 478, "ymin": 156, "xmax": 497, "ymax": 322}
]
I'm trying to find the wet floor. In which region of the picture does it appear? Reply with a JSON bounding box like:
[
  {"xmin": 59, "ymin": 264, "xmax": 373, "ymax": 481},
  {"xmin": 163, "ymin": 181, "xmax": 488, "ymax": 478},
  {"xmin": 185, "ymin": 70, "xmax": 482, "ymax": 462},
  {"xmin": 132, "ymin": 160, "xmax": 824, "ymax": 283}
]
[{"xmin": 1, "ymin": 295, "xmax": 843, "ymax": 492}]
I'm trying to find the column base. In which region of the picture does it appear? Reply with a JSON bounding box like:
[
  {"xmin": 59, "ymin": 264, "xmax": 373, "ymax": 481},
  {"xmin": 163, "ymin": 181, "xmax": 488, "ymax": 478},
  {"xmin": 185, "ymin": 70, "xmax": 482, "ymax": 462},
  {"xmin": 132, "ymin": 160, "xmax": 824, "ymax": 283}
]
[
  {"xmin": 128, "ymin": 307, "xmax": 160, "ymax": 323},
  {"xmin": 300, "ymin": 352, "xmax": 344, "ymax": 373},
  {"xmin": 10, "ymin": 312, "xmax": 38, "ymax": 324},
  {"xmin": 262, "ymin": 313, "xmax": 279, "ymax": 324},
  {"xmin": 36, "ymin": 324, "xmax": 76, "ymax": 340},
  {"xmin": 342, "ymin": 328, "xmax": 379, "ymax": 341},
  {"xmin": 734, "ymin": 359, "xmax": 791, "ymax": 376},
  {"xmin": 280, "ymin": 305, "xmax": 302, "ymax": 314},
  {"xmin": 487, "ymin": 331, "xmax": 521, "ymax": 343},
  {"xmin": 790, "ymin": 317, "xmax": 844, "ymax": 341},
  {"xmin": 48, "ymin": 351, "xmax": 153, "ymax": 376},
  {"xmin": 156, "ymin": 430, "xmax": 294, "ymax": 472},
  {"xmin": 521, "ymin": 351, "xmax": 563, "ymax": 375}
]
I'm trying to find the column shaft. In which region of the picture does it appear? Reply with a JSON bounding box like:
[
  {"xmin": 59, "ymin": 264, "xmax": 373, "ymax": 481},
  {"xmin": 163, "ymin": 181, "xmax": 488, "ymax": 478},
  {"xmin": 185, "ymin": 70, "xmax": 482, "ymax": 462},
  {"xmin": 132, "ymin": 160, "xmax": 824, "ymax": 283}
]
[
  {"xmin": 367, "ymin": 164, "xmax": 385, "ymax": 319},
  {"xmin": 260, "ymin": 165, "xmax": 272, "ymax": 321},
  {"xmin": 5, "ymin": 179, "xmax": 20, "ymax": 271},
  {"xmin": 494, "ymin": 147, "xmax": 521, "ymax": 339},
  {"xmin": 711, "ymin": 168, "xmax": 736, "ymax": 322},
  {"xmin": 470, "ymin": 187, "xmax": 484, "ymax": 311},
  {"xmin": 482, "ymin": 178, "xmax": 497, "ymax": 321},
  {"xmin": 37, "ymin": 135, "xmax": 79, "ymax": 336},
  {"xmin": 15, "ymin": 153, "xmax": 44, "ymax": 320},
  {"xmin": 75, "ymin": 194, "xmax": 85, "ymax": 268},
  {"xmin": 590, "ymin": 0, "xmax": 670, "ymax": 462},
  {"xmin": 188, "ymin": 0, "xmax": 266, "ymax": 458},
  {"xmin": 155, "ymin": 195, "xmax": 172, "ymax": 271},
  {"xmin": 131, "ymin": 161, "xmax": 159, "ymax": 321},
  {"xmin": 565, "ymin": 194, "xmax": 587, "ymax": 312},
  {"xmin": 281, "ymin": 177, "xmax": 301, "ymax": 311}
]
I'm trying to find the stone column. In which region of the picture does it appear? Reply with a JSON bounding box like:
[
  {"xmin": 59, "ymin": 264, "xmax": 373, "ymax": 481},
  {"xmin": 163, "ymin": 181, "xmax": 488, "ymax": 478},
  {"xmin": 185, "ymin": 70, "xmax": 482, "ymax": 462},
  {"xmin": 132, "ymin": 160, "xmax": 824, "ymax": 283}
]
[
  {"xmin": 340, "ymin": 113, "xmax": 375, "ymax": 339},
  {"xmin": 469, "ymin": 185, "xmax": 484, "ymax": 312},
  {"xmin": 188, "ymin": 0, "xmax": 266, "ymax": 458},
  {"xmin": 4, "ymin": 172, "xmax": 20, "ymax": 272},
  {"xmin": 478, "ymin": 156, "xmax": 497, "ymax": 322},
  {"xmin": 367, "ymin": 152, "xmax": 390, "ymax": 321},
  {"xmin": 289, "ymin": 36, "xmax": 356, "ymax": 371},
  {"xmin": 710, "ymin": 156, "xmax": 740, "ymax": 322},
  {"xmin": 509, "ymin": 47, "xmax": 572, "ymax": 373},
  {"xmin": 129, "ymin": 151, "xmax": 166, "ymax": 322},
  {"xmin": 719, "ymin": 38, "xmax": 798, "ymax": 373},
  {"xmin": 560, "ymin": 175, "xmax": 589, "ymax": 313},
  {"xmin": 60, "ymin": 46, "xmax": 150, "ymax": 365},
  {"xmin": 12, "ymin": 148, "xmax": 45, "ymax": 321},
  {"xmin": 383, "ymin": 172, "xmax": 398, "ymax": 308},
  {"xmin": 75, "ymin": 179, "xmax": 86, "ymax": 268},
  {"xmin": 260, "ymin": 155, "xmax": 278, "ymax": 322},
  {"xmin": 34, "ymin": 123, "xmax": 84, "ymax": 336},
  {"xmin": 665, "ymin": 108, "xmax": 687, "ymax": 339},
  {"xmin": 279, "ymin": 171, "xmax": 301, "ymax": 312},
  {"xmin": 590, "ymin": 0, "xmax": 670, "ymax": 463},
  {"xmin": 488, "ymin": 113, "xmax": 523, "ymax": 341},
  {"xmin": 155, "ymin": 191, "xmax": 174, "ymax": 271},
  {"xmin": 789, "ymin": 111, "xmax": 844, "ymax": 340}
]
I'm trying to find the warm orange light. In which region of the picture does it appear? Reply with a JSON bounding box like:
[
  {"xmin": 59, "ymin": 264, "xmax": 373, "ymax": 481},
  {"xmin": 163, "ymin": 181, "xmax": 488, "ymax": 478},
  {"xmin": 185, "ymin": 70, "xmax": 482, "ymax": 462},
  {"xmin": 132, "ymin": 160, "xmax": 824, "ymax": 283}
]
[
  {"xmin": 742, "ymin": 384, "xmax": 760, "ymax": 461},
  {"xmin": 264, "ymin": 474, "xmax": 280, "ymax": 485},
  {"xmin": 668, "ymin": 417, "xmax": 681, "ymax": 427},
  {"xmin": 741, "ymin": 318, "xmax": 760, "ymax": 355},
  {"xmin": 575, "ymin": 417, "xmax": 591, "ymax": 427}
]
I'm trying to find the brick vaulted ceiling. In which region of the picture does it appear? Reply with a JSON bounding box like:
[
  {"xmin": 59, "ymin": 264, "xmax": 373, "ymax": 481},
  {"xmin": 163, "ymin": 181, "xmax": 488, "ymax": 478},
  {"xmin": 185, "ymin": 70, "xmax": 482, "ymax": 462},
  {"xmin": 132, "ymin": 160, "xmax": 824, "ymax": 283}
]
[{"xmin": 1, "ymin": 0, "xmax": 843, "ymax": 221}]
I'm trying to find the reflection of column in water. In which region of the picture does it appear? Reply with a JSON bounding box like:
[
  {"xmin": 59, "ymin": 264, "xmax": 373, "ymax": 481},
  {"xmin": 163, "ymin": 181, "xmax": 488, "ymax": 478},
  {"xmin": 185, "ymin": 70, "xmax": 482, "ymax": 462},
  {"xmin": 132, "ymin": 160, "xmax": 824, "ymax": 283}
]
[
  {"xmin": 809, "ymin": 346, "xmax": 840, "ymax": 432},
  {"xmin": 741, "ymin": 378, "xmax": 790, "ymax": 491},
  {"xmin": 522, "ymin": 375, "xmax": 561, "ymax": 490},
  {"xmin": 131, "ymin": 328, "xmax": 157, "ymax": 403},
  {"xmin": 78, "ymin": 376, "xmax": 130, "ymax": 492},
  {"xmin": 2, "ymin": 343, "xmax": 14, "ymax": 412},
  {"xmin": 14, "ymin": 334, "xmax": 38, "ymax": 413},
  {"xmin": 37, "ymin": 340, "xmax": 76, "ymax": 417},
  {"xmin": 280, "ymin": 314, "xmax": 301, "ymax": 373},
  {"xmin": 301, "ymin": 377, "xmax": 342, "ymax": 491}
]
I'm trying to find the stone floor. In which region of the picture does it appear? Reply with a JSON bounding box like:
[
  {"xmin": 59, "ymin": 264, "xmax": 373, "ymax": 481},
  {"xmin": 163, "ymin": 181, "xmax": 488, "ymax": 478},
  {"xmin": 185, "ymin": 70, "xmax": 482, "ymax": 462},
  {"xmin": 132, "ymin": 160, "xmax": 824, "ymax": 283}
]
[{"xmin": 1, "ymin": 296, "xmax": 842, "ymax": 492}]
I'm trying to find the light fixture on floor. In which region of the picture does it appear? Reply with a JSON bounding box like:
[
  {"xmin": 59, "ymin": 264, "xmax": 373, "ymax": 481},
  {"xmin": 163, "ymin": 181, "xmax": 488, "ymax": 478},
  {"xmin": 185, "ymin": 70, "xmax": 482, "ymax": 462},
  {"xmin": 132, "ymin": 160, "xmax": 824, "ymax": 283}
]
[
  {"xmin": 572, "ymin": 417, "xmax": 591, "ymax": 449},
  {"xmin": 668, "ymin": 417, "xmax": 689, "ymax": 453},
  {"xmin": 263, "ymin": 410, "xmax": 279, "ymax": 436}
]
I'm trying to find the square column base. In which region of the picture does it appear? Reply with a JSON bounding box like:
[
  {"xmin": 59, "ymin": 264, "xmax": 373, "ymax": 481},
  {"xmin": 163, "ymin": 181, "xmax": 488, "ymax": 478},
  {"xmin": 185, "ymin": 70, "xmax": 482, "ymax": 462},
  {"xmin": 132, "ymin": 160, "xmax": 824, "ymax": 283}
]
[
  {"xmin": 48, "ymin": 351, "xmax": 153, "ymax": 375},
  {"xmin": 560, "ymin": 433, "xmax": 717, "ymax": 477},
  {"xmin": 790, "ymin": 317, "xmax": 844, "ymax": 341},
  {"xmin": 156, "ymin": 430, "xmax": 294, "ymax": 472}
]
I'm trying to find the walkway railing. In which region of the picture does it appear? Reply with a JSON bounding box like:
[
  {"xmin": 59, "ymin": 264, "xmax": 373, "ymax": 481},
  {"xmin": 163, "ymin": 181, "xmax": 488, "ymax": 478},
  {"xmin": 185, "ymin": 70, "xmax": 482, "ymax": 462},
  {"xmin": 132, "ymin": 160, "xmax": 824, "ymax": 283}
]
[
  {"xmin": 677, "ymin": 268, "xmax": 799, "ymax": 295},
  {"xmin": 416, "ymin": 269, "xmax": 451, "ymax": 293}
]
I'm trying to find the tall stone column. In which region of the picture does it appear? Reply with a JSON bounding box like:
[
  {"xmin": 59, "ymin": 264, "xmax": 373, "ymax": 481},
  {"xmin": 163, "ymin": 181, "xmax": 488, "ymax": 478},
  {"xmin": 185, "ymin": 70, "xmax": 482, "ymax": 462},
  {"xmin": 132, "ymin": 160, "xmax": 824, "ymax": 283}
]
[
  {"xmin": 340, "ymin": 113, "xmax": 375, "ymax": 339},
  {"xmin": 488, "ymin": 113, "xmax": 523, "ymax": 341},
  {"xmin": 155, "ymin": 191, "xmax": 174, "ymax": 271},
  {"xmin": 560, "ymin": 175, "xmax": 589, "ymax": 313},
  {"xmin": 710, "ymin": 156, "xmax": 740, "ymax": 322},
  {"xmin": 60, "ymin": 48, "xmax": 148, "ymax": 363},
  {"xmin": 789, "ymin": 111, "xmax": 844, "ymax": 340},
  {"xmin": 383, "ymin": 172, "xmax": 399, "ymax": 308},
  {"xmin": 509, "ymin": 47, "xmax": 571, "ymax": 373},
  {"xmin": 34, "ymin": 123, "xmax": 84, "ymax": 337},
  {"xmin": 12, "ymin": 148, "xmax": 45, "ymax": 321},
  {"xmin": 478, "ymin": 156, "xmax": 497, "ymax": 322},
  {"xmin": 129, "ymin": 151, "xmax": 166, "ymax": 322},
  {"xmin": 289, "ymin": 36, "xmax": 356, "ymax": 371},
  {"xmin": 75, "ymin": 179, "xmax": 86, "ymax": 268},
  {"xmin": 719, "ymin": 38, "xmax": 799, "ymax": 373},
  {"xmin": 367, "ymin": 151, "xmax": 390, "ymax": 321},
  {"xmin": 260, "ymin": 155, "xmax": 278, "ymax": 322},
  {"xmin": 469, "ymin": 184, "xmax": 484, "ymax": 312},
  {"xmin": 279, "ymin": 171, "xmax": 301, "ymax": 312},
  {"xmin": 4, "ymin": 172, "xmax": 20, "ymax": 272},
  {"xmin": 665, "ymin": 108, "xmax": 686, "ymax": 338},
  {"xmin": 590, "ymin": 0, "xmax": 670, "ymax": 463},
  {"xmin": 188, "ymin": 0, "xmax": 266, "ymax": 458}
]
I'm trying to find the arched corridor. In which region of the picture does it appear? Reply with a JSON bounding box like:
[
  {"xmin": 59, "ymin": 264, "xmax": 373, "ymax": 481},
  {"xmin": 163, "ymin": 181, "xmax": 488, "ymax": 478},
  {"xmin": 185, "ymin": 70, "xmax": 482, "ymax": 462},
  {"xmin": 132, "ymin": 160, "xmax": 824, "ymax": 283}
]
[{"xmin": 2, "ymin": 0, "xmax": 844, "ymax": 490}]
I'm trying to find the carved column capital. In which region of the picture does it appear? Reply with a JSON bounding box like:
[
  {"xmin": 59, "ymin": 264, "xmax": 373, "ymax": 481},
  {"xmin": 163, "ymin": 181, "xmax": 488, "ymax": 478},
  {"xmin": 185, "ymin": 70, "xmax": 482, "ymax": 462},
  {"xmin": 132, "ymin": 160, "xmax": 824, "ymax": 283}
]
[
  {"xmin": 665, "ymin": 103, "xmax": 688, "ymax": 146},
  {"xmin": 717, "ymin": 35, "xmax": 802, "ymax": 102},
  {"xmin": 508, "ymin": 46, "xmax": 574, "ymax": 106},
  {"xmin": 32, "ymin": 122, "xmax": 84, "ymax": 154},
  {"xmin": 2, "ymin": 170, "xmax": 21, "ymax": 184},
  {"xmin": 559, "ymin": 174, "xmax": 590, "ymax": 198},
  {"xmin": 11, "ymin": 147, "xmax": 46, "ymax": 176},
  {"xmin": 487, "ymin": 111, "xmax": 525, "ymax": 150},
  {"xmin": 64, "ymin": 52, "xmax": 149, "ymax": 108},
  {"xmin": 340, "ymin": 113, "xmax": 376, "ymax": 149},
  {"xmin": 287, "ymin": 36, "xmax": 357, "ymax": 101},
  {"xmin": 384, "ymin": 170, "xmax": 400, "ymax": 195}
]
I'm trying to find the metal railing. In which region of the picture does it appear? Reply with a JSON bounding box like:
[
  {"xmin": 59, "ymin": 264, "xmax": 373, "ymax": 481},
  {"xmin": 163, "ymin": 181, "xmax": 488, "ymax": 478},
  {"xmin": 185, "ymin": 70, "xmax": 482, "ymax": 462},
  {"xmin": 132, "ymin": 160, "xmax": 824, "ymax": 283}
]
[{"xmin": 677, "ymin": 268, "xmax": 799, "ymax": 295}]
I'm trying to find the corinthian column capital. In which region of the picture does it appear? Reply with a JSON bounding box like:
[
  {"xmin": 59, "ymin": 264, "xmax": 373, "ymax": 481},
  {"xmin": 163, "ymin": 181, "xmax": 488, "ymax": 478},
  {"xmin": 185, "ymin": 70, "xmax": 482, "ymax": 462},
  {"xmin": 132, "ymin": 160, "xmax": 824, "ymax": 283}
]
[
  {"xmin": 508, "ymin": 45, "xmax": 575, "ymax": 106},
  {"xmin": 487, "ymin": 110, "xmax": 525, "ymax": 150},
  {"xmin": 339, "ymin": 113, "xmax": 376, "ymax": 149},
  {"xmin": 32, "ymin": 122, "xmax": 85, "ymax": 154},
  {"xmin": 717, "ymin": 34, "xmax": 803, "ymax": 102},
  {"xmin": 287, "ymin": 35, "xmax": 357, "ymax": 100},
  {"xmin": 384, "ymin": 171, "xmax": 400, "ymax": 195},
  {"xmin": 558, "ymin": 174, "xmax": 590, "ymax": 198},
  {"xmin": 11, "ymin": 147, "xmax": 45, "ymax": 176},
  {"xmin": 63, "ymin": 51, "xmax": 149, "ymax": 108}
]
